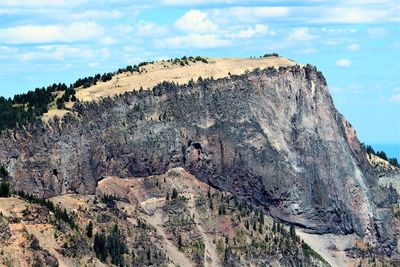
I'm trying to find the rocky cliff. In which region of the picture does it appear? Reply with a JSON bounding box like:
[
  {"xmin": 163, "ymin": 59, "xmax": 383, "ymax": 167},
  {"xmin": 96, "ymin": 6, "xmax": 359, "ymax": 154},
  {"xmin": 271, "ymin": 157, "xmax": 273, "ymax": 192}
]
[{"xmin": 0, "ymin": 64, "xmax": 398, "ymax": 256}]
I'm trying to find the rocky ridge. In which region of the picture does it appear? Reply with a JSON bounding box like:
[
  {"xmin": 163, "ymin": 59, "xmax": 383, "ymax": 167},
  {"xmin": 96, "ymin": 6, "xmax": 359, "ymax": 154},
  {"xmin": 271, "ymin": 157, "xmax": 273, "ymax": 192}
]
[{"xmin": 0, "ymin": 59, "xmax": 399, "ymax": 261}]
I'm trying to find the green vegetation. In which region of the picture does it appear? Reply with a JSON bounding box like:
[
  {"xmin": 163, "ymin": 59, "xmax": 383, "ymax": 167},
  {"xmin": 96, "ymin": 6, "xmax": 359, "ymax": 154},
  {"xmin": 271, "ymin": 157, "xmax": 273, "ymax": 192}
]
[
  {"xmin": 0, "ymin": 165, "xmax": 10, "ymax": 197},
  {"xmin": 262, "ymin": 53, "xmax": 279, "ymax": 57},
  {"xmin": 99, "ymin": 193, "xmax": 120, "ymax": 208},
  {"xmin": 94, "ymin": 224, "xmax": 127, "ymax": 265},
  {"xmin": 0, "ymin": 83, "xmax": 75, "ymax": 131},
  {"xmin": 86, "ymin": 221, "xmax": 93, "ymax": 238},
  {"xmin": 362, "ymin": 143, "xmax": 400, "ymax": 168},
  {"xmin": 0, "ymin": 181, "xmax": 10, "ymax": 197},
  {"xmin": 171, "ymin": 188, "xmax": 178, "ymax": 199},
  {"xmin": 195, "ymin": 190, "xmax": 327, "ymax": 266},
  {"xmin": 15, "ymin": 190, "xmax": 76, "ymax": 229},
  {"xmin": 168, "ymin": 56, "xmax": 208, "ymax": 66},
  {"xmin": 0, "ymin": 165, "xmax": 8, "ymax": 178},
  {"xmin": 301, "ymin": 240, "xmax": 326, "ymax": 263},
  {"xmin": 94, "ymin": 231, "xmax": 108, "ymax": 261},
  {"xmin": 0, "ymin": 56, "xmax": 210, "ymax": 132}
]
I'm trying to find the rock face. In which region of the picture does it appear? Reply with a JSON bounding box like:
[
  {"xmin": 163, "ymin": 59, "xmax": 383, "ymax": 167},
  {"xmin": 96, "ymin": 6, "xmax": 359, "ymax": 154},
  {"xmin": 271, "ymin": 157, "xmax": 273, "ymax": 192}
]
[{"xmin": 0, "ymin": 64, "xmax": 397, "ymax": 254}]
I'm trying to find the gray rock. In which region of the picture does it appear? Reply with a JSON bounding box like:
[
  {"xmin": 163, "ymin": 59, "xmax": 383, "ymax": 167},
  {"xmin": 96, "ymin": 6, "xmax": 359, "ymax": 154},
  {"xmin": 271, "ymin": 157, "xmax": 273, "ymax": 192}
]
[{"xmin": 0, "ymin": 65, "xmax": 397, "ymax": 255}]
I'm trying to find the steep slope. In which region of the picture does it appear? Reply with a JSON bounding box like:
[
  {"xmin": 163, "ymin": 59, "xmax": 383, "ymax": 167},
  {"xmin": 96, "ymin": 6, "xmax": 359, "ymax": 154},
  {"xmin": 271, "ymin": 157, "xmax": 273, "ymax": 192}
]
[
  {"xmin": 0, "ymin": 168, "xmax": 330, "ymax": 267},
  {"xmin": 0, "ymin": 60, "xmax": 398, "ymax": 259}
]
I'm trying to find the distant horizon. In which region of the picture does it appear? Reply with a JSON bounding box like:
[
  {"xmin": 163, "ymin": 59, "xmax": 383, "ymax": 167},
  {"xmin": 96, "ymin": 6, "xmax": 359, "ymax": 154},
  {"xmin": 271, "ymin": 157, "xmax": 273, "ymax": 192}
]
[{"xmin": 0, "ymin": 0, "xmax": 399, "ymax": 144}]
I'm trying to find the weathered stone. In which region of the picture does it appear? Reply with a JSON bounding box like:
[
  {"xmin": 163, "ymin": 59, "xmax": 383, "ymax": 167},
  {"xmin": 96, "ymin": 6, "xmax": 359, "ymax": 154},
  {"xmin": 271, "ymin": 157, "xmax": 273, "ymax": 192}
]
[{"xmin": 0, "ymin": 65, "xmax": 397, "ymax": 255}]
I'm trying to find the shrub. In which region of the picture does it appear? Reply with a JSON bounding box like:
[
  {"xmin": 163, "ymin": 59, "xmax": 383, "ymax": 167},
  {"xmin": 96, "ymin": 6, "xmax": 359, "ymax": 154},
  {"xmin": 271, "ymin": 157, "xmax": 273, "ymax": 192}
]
[{"xmin": 0, "ymin": 181, "xmax": 10, "ymax": 197}]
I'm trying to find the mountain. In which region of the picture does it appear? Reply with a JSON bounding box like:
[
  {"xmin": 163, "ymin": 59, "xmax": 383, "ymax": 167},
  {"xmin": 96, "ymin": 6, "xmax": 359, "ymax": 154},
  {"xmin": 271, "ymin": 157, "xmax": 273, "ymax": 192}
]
[
  {"xmin": 0, "ymin": 167, "xmax": 331, "ymax": 266},
  {"xmin": 0, "ymin": 56, "xmax": 399, "ymax": 266}
]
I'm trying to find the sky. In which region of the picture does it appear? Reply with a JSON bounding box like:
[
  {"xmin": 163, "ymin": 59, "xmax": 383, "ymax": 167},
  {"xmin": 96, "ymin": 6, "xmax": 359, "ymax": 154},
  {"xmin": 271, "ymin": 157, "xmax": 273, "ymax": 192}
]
[{"xmin": 0, "ymin": 0, "xmax": 399, "ymax": 148}]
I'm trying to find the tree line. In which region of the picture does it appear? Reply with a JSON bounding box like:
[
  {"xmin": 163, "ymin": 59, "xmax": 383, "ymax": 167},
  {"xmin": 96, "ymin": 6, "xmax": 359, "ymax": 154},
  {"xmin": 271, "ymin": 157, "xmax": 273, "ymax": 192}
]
[
  {"xmin": 0, "ymin": 56, "xmax": 211, "ymax": 131},
  {"xmin": 362, "ymin": 143, "xmax": 399, "ymax": 167}
]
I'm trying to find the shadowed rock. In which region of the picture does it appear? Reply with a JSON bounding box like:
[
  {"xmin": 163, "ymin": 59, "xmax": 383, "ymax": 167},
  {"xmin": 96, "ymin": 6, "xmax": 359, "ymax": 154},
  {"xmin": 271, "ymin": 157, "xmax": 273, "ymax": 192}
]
[{"xmin": 0, "ymin": 64, "xmax": 397, "ymax": 255}]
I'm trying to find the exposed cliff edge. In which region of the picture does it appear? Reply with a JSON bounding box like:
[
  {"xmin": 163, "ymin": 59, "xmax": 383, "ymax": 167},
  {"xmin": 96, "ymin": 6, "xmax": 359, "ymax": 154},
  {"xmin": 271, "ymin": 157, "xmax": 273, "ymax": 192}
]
[{"xmin": 0, "ymin": 63, "xmax": 398, "ymax": 257}]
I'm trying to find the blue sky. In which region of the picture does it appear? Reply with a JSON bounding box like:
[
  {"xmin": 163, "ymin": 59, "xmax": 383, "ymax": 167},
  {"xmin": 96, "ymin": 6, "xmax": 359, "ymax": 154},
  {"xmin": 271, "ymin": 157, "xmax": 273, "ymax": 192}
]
[{"xmin": 0, "ymin": 0, "xmax": 399, "ymax": 146}]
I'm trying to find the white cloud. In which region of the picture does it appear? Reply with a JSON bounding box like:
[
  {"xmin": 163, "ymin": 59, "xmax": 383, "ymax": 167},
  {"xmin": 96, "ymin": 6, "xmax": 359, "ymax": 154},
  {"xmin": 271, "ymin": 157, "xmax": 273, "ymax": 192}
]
[
  {"xmin": 175, "ymin": 9, "xmax": 218, "ymax": 33},
  {"xmin": 336, "ymin": 59, "xmax": 352, "ymax": 68},
  {"xmin": 69, "ymin": 10, "xmax": 122, "ymax": 20},
  {"xmin": 368, "ymin": 27, "xmax": 386, "ymax": 38},
  {"xmin": 0, "ymin": 0, "xmax": 88, "ymax": 8},
  {"xmin": 390, "ymin": 94, "xmax": 400, "ymax": 103},
  {"xmin": 0, "ymin": 22, "xmax": 103, "ymax": 44},
  {"xmin": 163, "ymin": 33, "xmax": 230, "ymax": 49},
  {"xmin": 98, "ymin": 36, "xmax": 116, "ymax": 45},
  {"xmin": 18, "ymin": 45, "xmax": 93, "ymax": 61},
  {"xmin": 346, "ymin": 43, "xmax": 360, "ymax": 51},
  {"xmin": 114, "ymin": 24, "xmax": 134, "ymax": 35},
  {"xmin": 101, "ymin": 47, "xmax": 110, "ymax": 59},
  {"xmin": 230, "ymin": 24, "xmax": 270, "ymax": 39},
  {"xmin": 88, "ymin": 62, "xmax": 100, "ymax": 68},
  {"xmin": 311, "ymin": 7, "xmax": 395, "ymax": 24},
  {"xmin": 137, "ymin": 21, "xmax": 167, "ymax": 36},
  {"xmin": 161, "ymin": 0, "xmax": 252, "ymax": 5},
  {"xmin": 287, "ymin": 27, "xmax": 316, "ymax": 42},
  {"xmin": 219, "ymin": 7, "xmax": 290, "ymax": 20}
]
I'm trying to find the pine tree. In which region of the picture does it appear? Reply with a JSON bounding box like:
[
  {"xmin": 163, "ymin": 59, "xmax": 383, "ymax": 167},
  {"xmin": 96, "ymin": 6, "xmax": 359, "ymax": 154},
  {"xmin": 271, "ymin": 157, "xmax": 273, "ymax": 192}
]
[
  {"xmin": 0, "ymin": 181, "xmax": 10, "ymax": 198},
  {"xmin": 172, "ymin": 188, "xmax": 178, "ymax": 199},
  {"xmin": 178, "ymin": 235, "xmax": 183, "ymax": 250},
  {"xmin": 258, "ymin": 210, "xmax": 265, "ymax": 225},
  {"xmin": 0, "ymin": 165, "xmax": 8, "ymax": 178},
  {"xmin": 86, "ymin": 221, "xmax": 93, "ymax": 238},
  {"xmin": 290, "ymin": 224, "xmax": 296, "ymax": 240},
  {"xmin": 245, "ymin": 220, "xmax": 250, "ymax": 230},
  {"xmin": 272, "ymin": 221, "xmax": 277, "ymax": 233},
  {"xmin": 107, "ymin": 224, "xmax": 126, "ymax": 266},
  {"xmin": 94, "ymin": 232, "xmax": 108, "ymax": 262}
]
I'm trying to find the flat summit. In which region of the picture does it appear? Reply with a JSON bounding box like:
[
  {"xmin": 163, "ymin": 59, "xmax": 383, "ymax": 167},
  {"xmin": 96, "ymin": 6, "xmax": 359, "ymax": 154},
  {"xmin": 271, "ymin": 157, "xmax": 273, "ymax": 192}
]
[{"xmin": 76, "ymin": 56, "xmax": 297, "ymax": 101}]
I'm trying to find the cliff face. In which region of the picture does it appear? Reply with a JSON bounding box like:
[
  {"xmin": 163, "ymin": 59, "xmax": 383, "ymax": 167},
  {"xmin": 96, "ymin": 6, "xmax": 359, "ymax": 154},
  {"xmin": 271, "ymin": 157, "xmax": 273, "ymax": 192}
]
[{"xmin": 0, "ymin": 65, "xmax": 397, "ymax": 254}]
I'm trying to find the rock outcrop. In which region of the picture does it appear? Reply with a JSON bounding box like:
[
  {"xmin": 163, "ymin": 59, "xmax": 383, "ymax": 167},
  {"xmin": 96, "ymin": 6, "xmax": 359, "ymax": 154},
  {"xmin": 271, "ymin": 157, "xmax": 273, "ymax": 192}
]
[{"xmin": 0, "ymin": 64, "xmax": 398, "ymax": 255}]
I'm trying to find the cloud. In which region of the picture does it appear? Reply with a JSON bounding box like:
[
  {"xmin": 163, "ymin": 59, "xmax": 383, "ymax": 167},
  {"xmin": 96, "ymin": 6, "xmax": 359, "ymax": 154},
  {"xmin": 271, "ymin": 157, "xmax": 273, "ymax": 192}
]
[
  {"xmin": 69, "ymin": 10, "xmax": 123, "ymax": 20},
  {"xmin": 209, "ymin": 6, "xmax": 290, "ymax": 24},
  {"xmin": 287, "ymin": 27, "xmax": 316, "ymax": 42},
  {"xmin": 98, "ymin": 36, "xmax": 116, "ymax": 45},
  {"xmin": 137, "ymin": 21, "xmax": 167, "ymax": 36},
  {"xmin": 18, "ymin": 45, "xmax": 93, "ymax": 61},
  {"xmin": 0, "ymin": 22, "xmax": 103, "ymax": 44},
  {"xmin": 368, "ymin": 27, "xmax": 386, "ymax": 38},
  {"xmin": 0, "ymin": 0, "xmax": 88, "ymax": 8},
  {"xmin": 101, "ymin": 47, "xmax": 110, "ymax": 59},
  {"xmin": 164, "ymin": 33, "xmax": 230, "ymax": 49},
  {"xmin": 175, "ymin": 9, "xmax": 218, "ymax": 33},
  {"xmin": 229, "ymin": 24, "xmax": 271, "ymax": 39},
  {"xmin": 336, "ymin": 59, "xmax": 352, "ymax": 68},
  {"xmin": 346, "ymin": 43, "xmax": 360, "ymax": 51},
  {"xmin": 161, "ymin": 0, "xmax": 258, "ymax": 6},
  {"xmin": 390, "ymin": 94, "xmax": 400, "ymax": 103},
  {"xmin": 314, "ymin": 7, "xmax": 391, "ymax": 23},
  {"xmin": 114, "ymin": 24, "xmax": 134, "ymax": 35}
]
